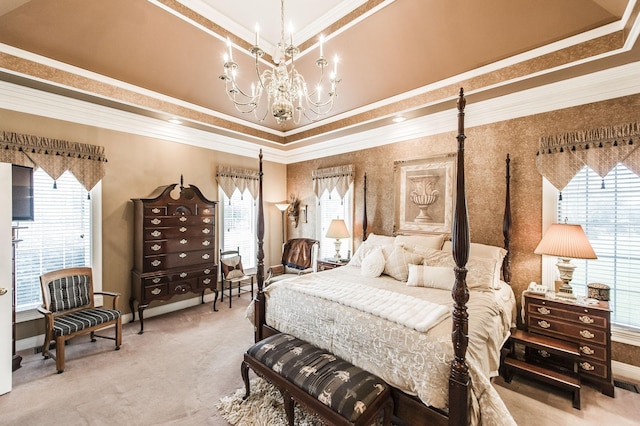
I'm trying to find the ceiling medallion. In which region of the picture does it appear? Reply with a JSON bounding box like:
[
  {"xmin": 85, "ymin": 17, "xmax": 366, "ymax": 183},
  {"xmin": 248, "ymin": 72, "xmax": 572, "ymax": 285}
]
[{"xmin": 219, "ymin": 0, "xmax": 341, "ymax": 126}]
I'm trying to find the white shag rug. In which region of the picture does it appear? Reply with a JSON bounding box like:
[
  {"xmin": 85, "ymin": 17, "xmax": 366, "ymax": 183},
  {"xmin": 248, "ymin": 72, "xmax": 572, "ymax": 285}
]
[{"xmin": 217, "ymin": 377, "xmax": 326, "ymax": 426}]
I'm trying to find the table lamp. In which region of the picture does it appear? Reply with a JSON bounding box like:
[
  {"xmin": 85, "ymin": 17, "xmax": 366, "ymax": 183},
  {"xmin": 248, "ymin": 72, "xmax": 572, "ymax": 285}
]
[
  {"xmin": 534, "ymin": 223, "xmax": 597, "ymax": 299},
  {"xmin": 326, "ymin": 219, "xmax": 350, "ymax": 260}
]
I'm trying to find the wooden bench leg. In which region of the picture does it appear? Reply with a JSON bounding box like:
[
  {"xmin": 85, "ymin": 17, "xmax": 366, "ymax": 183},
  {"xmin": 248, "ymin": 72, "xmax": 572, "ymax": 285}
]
[
  {"xmin": 241, "ymin": 360, "xmax": 251, "ymax": 399},
  {"xmin": 282, "ymin": 389, "xmax": 295, "ymax": 426}
]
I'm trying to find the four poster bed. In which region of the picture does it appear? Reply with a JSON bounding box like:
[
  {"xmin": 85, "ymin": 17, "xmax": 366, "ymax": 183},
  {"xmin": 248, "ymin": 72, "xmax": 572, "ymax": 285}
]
[{"xmin": 250, "ymin": 90, "xmax": 517, "ymax": 425}]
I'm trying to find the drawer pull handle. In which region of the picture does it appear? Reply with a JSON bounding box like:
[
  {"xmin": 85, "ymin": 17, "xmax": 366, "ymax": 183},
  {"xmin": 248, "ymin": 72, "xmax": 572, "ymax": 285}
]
[
  {"xmin": 202, "ymin": 228, "xmax": 211, "ymax": 234},
  {"xmin": 579, "ymin": 315, "xmax": 594, "ymax": 324},
  {"xmin": 180, "ymin": 272, "xmax": 188, "ymax": 278},
  {"xmin": 537, "ymin": 307, "xmax": 550, "ymax": 315},
  {"xmin": 151, "ymin": 244, "xmax": 161, "ymax": 251},
  {"xmin": 151, "ymin": 230, "xmax": 161, "ymax": 238},
  {"xmin": 538, "ymin": 350, "xmax": 551, "ymax": 358},
  {"xmin": 580, "ymin": 330, "xmax": 595, "ymax": 339},
  {"xmin": 180, "ymin": 239, "xmax": 188, "ymax": 244},
  {"xmin": 203, "ymin": 209, "xmax": 211, "ymax": 214},
  {"xmin": 202, "ymin": 217, "xmax": 211, "ymax": 223},
  {"xmin": 202, "ymin": 253, "xmax": 210, "ymax": 260},
  {"xmin": 202, "ymin": 240, "xmax": 210, "ymax": 246},
  {"xmin": 179, "ymin": 216, "xmax": 188, "ymax": 222},
  {"xmin": 204, "ymin": 269, "xmax": 211, "ymax": 274},
  {"xmin": 203, "ymin": 278, "xmax": 211, "ymax": 284},
  {"xmin": 180, "ymin": 227, "xmax": 187, "ymax": 232},
  {"xmin": 152, "ymin": 278, "xmax": 161, "ymax": 284},
  {"xmin": 580, "ymin": 345, "xmax": 595, "ymax": 355},
  {"xmin": 580, "ymin": 362, "xmax": 595, "ymax": 371},
  {"xmin": 179, "ymin": 252, "xmax": 187, "ymax": 258},
  {"xmin": 151, "ymin": 218, "xmax": 161, "ymax": 225},
  {"xmin": 151, "ymin": 288, "xmax": 162, "ymax": 295},
  {"xmin": 152, "ymin": 208, "xmax": 161, "ymax": 214},
  {"xmin": 151, "ymin": 260, "xmax": 161, "ymax": 267},
  {"xmin": 537, "ymin": 320, "xmax": 551, "ymax": 329}
]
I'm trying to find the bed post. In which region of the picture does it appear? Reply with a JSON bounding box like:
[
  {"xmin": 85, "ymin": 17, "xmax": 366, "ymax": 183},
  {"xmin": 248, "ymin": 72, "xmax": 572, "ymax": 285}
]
[
  {"xmin": 362, "ymin": 173, "xmax": 368, "ymax": 241},
  {"xmin": 255, "ymin": 149, "xmax": 266, "ymax": 342},
  {"xmin": 449, "ymin": 88, "xmax": 470, "ymax": 426},
  {"xmin": 502, "ymin": 154, "xmax": 512, "ymax": 284}
]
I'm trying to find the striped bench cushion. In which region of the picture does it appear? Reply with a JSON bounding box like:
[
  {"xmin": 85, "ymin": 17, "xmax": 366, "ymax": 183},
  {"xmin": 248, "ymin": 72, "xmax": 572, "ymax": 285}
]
[
  {"xmin": 53, "ymin": 308, "xmax": 121, "ymax": 336},
  {"xmin": 247, "ymin": 333, "xmax": 389, "ymax": 422}
]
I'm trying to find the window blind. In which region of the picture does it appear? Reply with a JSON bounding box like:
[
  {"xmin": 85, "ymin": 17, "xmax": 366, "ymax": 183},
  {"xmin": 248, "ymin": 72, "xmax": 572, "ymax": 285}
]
[
  {"xmin": 13, "ymin": 169, "xmax": 91, "ymax": 311},
  {"xmin": 558, "ymin": 164, "xmax": 640, "ymax": 329},
  {"xmin": 220, "ymin": 188, "xmax": 257, "ymax": 269},
  {"xmin": 317, "ymin": 187, "xmax": 353, "ymax": 260}
]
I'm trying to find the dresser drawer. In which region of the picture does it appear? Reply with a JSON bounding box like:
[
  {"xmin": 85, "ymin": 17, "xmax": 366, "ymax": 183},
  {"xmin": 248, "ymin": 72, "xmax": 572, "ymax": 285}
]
[
  {"xmin": 144, "ymin": 249, "xmax": 215, "ymax": 270},
  {"xmin": 527, "ymin": 301, "xmax": 607, "ymax": 329},
  {"xmin": 144, "ymin": 215, "xmax": 213, "ymax": 227},
  {"xmin": 145, "ymin": 206, "xmax": 167, "ymax": 216},
  {"xmin": 144, "ymin": 225, "xmax": 213, "ymax": 240},
  {"xmin": 528, "ymin": 314, "xmax": 607, "ymax": 345},
  {"xmin": 144, "ymin": 237, "xmax": 213, "ymax": 254},
  {"xmin": 578, "ymin": 359, "xmax": 608, "ymax": 379},
  {"xmin": 578, "ymin": 342, "xmax": 607, "ymax": 362},
  {"xmin": 143, "ymin": 282, "xmax": 170, "ymax": 300}
]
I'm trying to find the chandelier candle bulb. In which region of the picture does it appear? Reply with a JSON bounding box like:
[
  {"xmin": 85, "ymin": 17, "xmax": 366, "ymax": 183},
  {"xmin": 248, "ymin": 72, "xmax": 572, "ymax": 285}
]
[
  {"xmin": 255, "ymin": 24, "xmax": 259, "ymax": 47},
  {"xmin": 226, "ymin": 38, "xmax": 233, "ymax": 61},
  {"xmin": 320, "ymin": 35, "xmax": 324, "ymax": 57}
]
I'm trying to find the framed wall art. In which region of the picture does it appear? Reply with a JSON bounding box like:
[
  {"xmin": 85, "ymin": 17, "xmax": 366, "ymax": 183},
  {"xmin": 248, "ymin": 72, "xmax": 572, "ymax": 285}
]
[{"xmin": 394, "ymin": 153, "xmax": 456, "ymax": 235}]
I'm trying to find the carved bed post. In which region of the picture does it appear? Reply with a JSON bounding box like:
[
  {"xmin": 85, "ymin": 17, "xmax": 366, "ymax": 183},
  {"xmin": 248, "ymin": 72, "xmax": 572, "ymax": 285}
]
[
  {"xmin": 449, "ymin": 88, "xmax": 470, "ymax": 426},
  {"xmin": 255, "ymin": 150, "xmax": 266, "ymax": 342},
  {"xmin": 502, "ymin": 154, "xmax": 512, "ymax": 284},
  {"xmin": 363, "ymin": 173, "xmax": 368, "ymax": 241}
]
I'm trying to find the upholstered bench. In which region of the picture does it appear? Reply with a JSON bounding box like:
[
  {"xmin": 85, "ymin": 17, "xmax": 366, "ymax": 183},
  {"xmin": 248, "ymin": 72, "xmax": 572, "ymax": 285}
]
[{"xmin": 241, "ymin": 333, "xmax": 393, "ymax": 426}]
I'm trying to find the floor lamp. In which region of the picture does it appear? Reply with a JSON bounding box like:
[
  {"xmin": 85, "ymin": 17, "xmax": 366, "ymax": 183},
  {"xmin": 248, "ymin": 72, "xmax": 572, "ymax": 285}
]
[{"xmin": 275, "ymin": 202, "xmax": 290, "ymax": 245}]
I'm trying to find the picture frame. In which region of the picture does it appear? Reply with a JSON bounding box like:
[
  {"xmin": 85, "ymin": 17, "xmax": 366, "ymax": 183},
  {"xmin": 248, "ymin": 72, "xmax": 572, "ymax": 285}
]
[{"xmin": 393, "ymin": 153, "xmax": 456, "ymax": 235}]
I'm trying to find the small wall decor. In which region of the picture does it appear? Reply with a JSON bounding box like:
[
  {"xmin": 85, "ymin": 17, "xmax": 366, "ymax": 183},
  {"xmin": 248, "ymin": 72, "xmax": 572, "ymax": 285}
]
[
  {"xmin": 287, "ymin": 194, "xmax": 301, "ymax": 228},
  {"xmin": 394, "ymin": 153, "xmax": 456, "ymax": 235}
]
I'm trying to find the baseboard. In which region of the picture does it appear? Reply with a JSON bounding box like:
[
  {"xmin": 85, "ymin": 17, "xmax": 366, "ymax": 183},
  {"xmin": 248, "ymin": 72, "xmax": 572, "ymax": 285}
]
[
  {"xmin": 613, "ymin": 360, "xmax": 640, "ymax": 382},
  {"xmin": 16, "ymin": 292, "xmax": 218, "ymax": 352}
]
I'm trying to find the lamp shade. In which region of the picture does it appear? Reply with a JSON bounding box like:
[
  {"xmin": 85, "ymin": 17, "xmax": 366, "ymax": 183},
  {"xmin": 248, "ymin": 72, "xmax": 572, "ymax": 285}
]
[
  {"xmin": 326, "ymin": 219, "xmax": 350, "ymax": 239},
  {"xmin": 275, "ymin": 202, "xmax": 290, "ymax": 212},
  {"xmin": 534, "ymin": 223, "xmax": 597, "ymax": 260}
]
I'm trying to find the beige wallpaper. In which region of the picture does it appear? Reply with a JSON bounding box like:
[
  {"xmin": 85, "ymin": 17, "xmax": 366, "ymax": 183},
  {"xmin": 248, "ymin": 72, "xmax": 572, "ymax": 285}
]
[{"xmin": 286, "ymin": 93, "xmax": 640, "ymax": 367}]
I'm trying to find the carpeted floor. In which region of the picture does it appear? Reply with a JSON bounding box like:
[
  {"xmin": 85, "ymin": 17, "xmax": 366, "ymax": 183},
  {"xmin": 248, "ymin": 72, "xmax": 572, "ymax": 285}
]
[{"xmin": 3, "ymin": 293, "xmax": 640, "ymax": 425}]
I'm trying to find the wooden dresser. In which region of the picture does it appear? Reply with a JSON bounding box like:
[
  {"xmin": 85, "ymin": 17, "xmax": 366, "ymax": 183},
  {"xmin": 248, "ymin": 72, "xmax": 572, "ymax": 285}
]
[
  {"xmin": 130, "ymin": 182, "xmax": 218, "ymax": 334},
  {"xmin": 524, "ymin": 292, "xmax": 614, "ymax": 397}
]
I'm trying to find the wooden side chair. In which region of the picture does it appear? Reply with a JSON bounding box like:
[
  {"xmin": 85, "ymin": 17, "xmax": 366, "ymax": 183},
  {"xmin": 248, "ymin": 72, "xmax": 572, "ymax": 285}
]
[
  {"xmin": 218, "ymin": 248, "xmax": 254, "ymax": 309},
  {"xmin": 38, "ymin": 267, "xmax": 122, "ymax": 373}
]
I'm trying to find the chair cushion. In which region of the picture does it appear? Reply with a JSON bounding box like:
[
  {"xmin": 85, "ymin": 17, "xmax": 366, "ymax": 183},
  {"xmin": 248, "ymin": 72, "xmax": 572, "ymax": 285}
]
[
  {"xmin": 248, "ymin": 333, "xmax": 388, "ymax": 422},
  {"xmin": 221, "ymin": 255, "xmax": 245, "ymax": 279},
  {"xmin": 48, "ymin": 274, "xmax": 91, "ymax": 312},
  {"xmin": 53, "ymin": 308, "xmax": 121, "ymax": 336}
]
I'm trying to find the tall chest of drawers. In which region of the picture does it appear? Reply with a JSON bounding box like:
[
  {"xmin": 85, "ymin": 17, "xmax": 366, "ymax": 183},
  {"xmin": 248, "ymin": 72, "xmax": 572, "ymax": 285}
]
[
  {"xmin": 130, "ymin": 182, "xmax": 218, "ymax": 334},
  {"xmin": 524, "ymin": 293, "xmax": 614, "ymax": 397}
]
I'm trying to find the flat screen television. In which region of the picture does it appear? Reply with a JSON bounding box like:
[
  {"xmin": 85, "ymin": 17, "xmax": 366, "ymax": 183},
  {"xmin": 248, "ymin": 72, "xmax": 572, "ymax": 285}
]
[{"xmin": 12, "ymin": 165, "xmax": 34, "ymax": 221}]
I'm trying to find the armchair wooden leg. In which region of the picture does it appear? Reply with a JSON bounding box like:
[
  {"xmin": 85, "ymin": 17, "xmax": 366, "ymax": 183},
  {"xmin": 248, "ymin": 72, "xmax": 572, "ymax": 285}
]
[
  {"xmin": 55, "ymin": 336, "xmax": 65, "ymax": 373},
  {"xmin": 115, "ymin": 319, "xmax": 122, "ymax": 350}
]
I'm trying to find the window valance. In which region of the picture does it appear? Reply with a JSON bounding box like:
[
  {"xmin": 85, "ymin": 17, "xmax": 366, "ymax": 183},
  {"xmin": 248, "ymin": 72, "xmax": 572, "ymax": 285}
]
[
  {"xmin": 312, "ymin": 164, "xmax": 354, "ymax": 199},
  {"xmin": 536, "ymin": 122, "xmax": 639, "ymax": 191},
  {"xmin": 0, "ymin": 130, "xmax": 108, "ymax": 191},
  {"xmin": 216, "ymin": 166, "xmax": 259, "ymax": 200}
]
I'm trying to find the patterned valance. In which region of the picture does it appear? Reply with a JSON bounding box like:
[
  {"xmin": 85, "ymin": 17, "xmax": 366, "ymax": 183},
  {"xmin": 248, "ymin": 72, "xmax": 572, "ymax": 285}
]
[
  {"xmin": 216, "ymin": 166, "xmax": 259, "ymax": 200},
  {"xmin": 0, "ymin": 131, "xmax": 108, "ymax": 191},
  {"xmin": 536, "ymin": 122, "xmax": 640, "ymax": 191},
  {"xmin": 312, "ymin": 164, "xmax": 354, "ymax": 199}
]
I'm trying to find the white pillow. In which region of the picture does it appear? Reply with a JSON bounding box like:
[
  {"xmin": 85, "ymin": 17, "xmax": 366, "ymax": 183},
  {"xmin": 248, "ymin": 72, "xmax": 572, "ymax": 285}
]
[
  {"xmin": 422, "ymin": 249, "xmax": 497, "ymax": 290},
  {"xmin": 366, "ymin": 233, "xmax": 396, "ymax": 247},
  {"xmin": 383, "ymin": 245, "xmax": 423, "ymax": 281},
  {"xmin": 360, "ymin": 247, "xmax": 386, "ymax": 278},
  {"xmin": 394, "ymin": 234, "xmax": 445, "ymax": 251},
  {"xmin": 349, "ymin": 241, "xmax": 394, "ymax": 267},
  {"xmin": 441, "ymin": 241, "xmax": 507, "ymax": 263},
  {"xmin": 407, "ymin": 264, "xmax": 455, "ymax": 289}
]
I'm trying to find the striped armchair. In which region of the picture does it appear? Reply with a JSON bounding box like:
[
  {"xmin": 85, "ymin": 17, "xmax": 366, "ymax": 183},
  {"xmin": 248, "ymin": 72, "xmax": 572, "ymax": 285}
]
[{"xmin": 38, "ymin": 267, "xmax": 122, "ymax": 373}]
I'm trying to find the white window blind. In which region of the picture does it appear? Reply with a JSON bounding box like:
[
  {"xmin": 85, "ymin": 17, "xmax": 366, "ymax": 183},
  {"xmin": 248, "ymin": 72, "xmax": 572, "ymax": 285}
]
[
  {"xmin": 220, "ymin": 188, "xmax": 257, "ymax": 269},
  {"xmin": 317, "ymin": 186, "xmax": 353, "ymax": 260},
  {"xmin": 558, "ymin": 164, "xmax": 640, "ymax": 329},
  {"xmin": 13, "ymin": 169, "xmax": 92, "ymax": 311}
]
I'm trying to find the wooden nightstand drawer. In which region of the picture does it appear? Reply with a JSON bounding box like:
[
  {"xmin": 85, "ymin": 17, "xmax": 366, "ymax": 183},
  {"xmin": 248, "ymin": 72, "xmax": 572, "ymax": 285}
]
[
  {"xmin": 528, "ymin": 314, "xmax": 607, "ymax": 345},
  {"xmin": 578, "ymin": 359, "xmax": 608, "ymax": 379},
  {"xmin": 578, "ymin": 343, "xmax": 607, "ymax": 362},
  {"xmin": 527, "ymin": 301, "xmax": 607, "ymax": 329}
]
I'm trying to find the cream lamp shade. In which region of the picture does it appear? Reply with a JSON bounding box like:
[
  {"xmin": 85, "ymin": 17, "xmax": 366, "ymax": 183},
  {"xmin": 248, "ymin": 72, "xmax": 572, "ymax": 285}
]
[
  {"xmin": 274, "ymin": 202, "xmax": 290, "ymax": 244},
  {"xmin": 326, "ymin": 219, "xmax": 350, "ymax": 260},
  {"xmin": 534, "ymin": 223, "xmax": 597, "ymax": 298}
]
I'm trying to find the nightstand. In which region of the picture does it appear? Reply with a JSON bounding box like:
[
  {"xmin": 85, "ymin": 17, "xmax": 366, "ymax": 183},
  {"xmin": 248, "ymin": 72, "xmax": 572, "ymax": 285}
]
[{"xmin": 317, "ymin": 259, "xmax": 347, "ymax": 271}]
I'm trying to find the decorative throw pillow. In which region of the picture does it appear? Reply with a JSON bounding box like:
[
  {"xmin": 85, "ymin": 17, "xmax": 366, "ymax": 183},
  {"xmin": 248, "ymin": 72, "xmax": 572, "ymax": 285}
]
[
  {"xmin": 423, "ymin": 249, "xmax": 497, "ymax": 290},
  {"xmin": 394, "ymin": 234, "xmax": 445, "ymax": 251},
  {"xmin": 441, "ymin": 241, "xmax": 506, "ymax": 288},
  {"xmin": 221, "ymin": 255, "xmax": 244, "ymax": 279},
  {"xmin": 360, "ymin": 247, "xmax": 386, "ymax": 278},
  {"xmin": 383, "ymin": 245, "xmax": 423, "ymax": 281},
  {"xmin": 406, "ymin": 264, "xmax": 455, "ymax": 289}
]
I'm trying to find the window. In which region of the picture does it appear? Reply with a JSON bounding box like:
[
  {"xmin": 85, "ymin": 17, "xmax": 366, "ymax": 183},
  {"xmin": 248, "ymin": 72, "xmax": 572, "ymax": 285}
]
[
  {"xmin": 557, "ymin": 164, "xmax": 640, "ymax": 330},
  {"xmin": 220, "ymin": 188, "xmax": 257, "ymax": 269},
  {"xmin": 13, "ymin": 169, "xmax": 92, "ymax": 312},
  {"xmin": 316, "ymin": 186, "xmax": 353, "ymax": 260}
]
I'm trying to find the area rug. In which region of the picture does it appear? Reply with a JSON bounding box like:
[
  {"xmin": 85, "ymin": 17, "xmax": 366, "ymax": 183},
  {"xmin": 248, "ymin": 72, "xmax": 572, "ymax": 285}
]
[{"xmin": 217, "ymin": 377, "xmax": 326, "ymax": 426}]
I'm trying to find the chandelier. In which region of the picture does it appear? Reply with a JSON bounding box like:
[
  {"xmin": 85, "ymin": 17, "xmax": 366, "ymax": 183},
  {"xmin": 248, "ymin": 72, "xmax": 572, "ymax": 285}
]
[{"xmin": 219, "ymin": 0, "xmax": 341, "ymax": 126}]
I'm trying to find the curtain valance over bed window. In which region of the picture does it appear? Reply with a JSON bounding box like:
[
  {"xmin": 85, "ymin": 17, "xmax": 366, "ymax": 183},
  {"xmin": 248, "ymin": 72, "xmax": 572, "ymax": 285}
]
[
  {"xmin": 312, "ymin": 164, "xmax": 354, "ymax": 199},
  {"xmin": 0, "ymin": 130, "xmax": 108, "ymax": 191},
  {"xmin": 536, "ymin": 122, "xmax": 640, "ymax": 191},
  {"xmin": 216, "ymin": 166, "xmax": 260, "ymax": 199}
]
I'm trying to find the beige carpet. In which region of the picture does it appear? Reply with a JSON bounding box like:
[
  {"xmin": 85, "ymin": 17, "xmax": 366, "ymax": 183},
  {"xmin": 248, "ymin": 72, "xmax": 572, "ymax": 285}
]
[{"xmin": 3, "ymin": 293, "xmax": 640, "ymax": 425}]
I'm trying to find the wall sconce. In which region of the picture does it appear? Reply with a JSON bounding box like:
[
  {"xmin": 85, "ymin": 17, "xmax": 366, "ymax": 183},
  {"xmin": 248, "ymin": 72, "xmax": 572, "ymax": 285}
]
[
  {"xmin": 302, "ymin": 205, "xmax": 308, "ymax": 223},
  {"xmin": 275, "ymin": 202, "xmax": 290, "ymax": 244}
]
